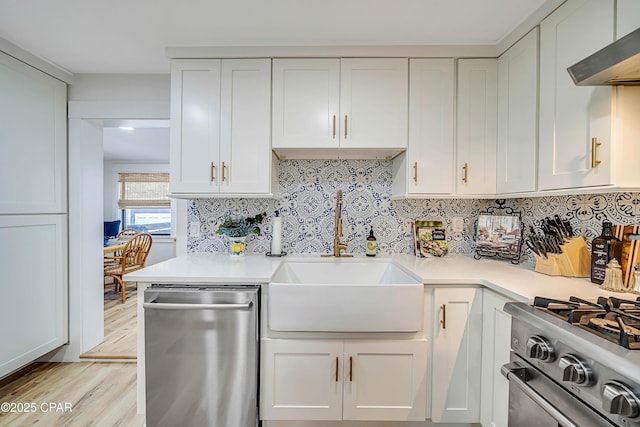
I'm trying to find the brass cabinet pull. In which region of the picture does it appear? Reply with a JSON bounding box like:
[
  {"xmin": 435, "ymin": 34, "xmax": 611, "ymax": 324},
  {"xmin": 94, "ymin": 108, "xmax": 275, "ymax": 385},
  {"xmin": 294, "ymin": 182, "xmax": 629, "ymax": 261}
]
[
  {"xmin": 462, "ymin": 163, "xmax": 469, "ymax": 183},
  {"xmin": 344, "ymin": 115, "xmax": 348, "ymax": 139},
  {"xmin": 413, "ymin": 162, "xmax": 418, "ymax": 183},
  {"xmin": 349, "ymin": 356, "xmax": 353, "ymax": 381},
  {"xmin": 441, "ymin": 304, "xmax": 446, "ymax": 329},
  {"xmin": 591, "ymin": 138, "xmax": 602, "ymax": 168},
  {"xmin": 336, "ymin": 357, "xmax": 339, "ymax": 382},
  {"xmin": 332, "ymin": 115, "xmax": 336, "ymax": 139},
  {"xmin": 221, "ymin": 162, "xmax": 226, "ymax": 182},
  {"xmin": 210, "ymin": 162, "xmax": 216, "ymax": 181}
]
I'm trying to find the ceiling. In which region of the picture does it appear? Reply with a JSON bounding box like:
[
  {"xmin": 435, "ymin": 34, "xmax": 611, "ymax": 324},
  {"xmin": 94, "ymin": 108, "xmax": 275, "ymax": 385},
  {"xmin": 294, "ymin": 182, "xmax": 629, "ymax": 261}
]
[
  {"xmin": 0, "ymin": 0, "xmax": 548, "ymax": 74},
  {"xmin": 103, "ymin": 121, "xmax": 170, "ymax": 162}
]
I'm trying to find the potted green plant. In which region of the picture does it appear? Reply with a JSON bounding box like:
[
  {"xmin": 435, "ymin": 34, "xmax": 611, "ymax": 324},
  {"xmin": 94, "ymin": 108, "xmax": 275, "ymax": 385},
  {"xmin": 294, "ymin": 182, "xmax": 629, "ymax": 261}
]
[{"xmin": 215, "ymin": 212, "xmax": 266, "ymax": 256}]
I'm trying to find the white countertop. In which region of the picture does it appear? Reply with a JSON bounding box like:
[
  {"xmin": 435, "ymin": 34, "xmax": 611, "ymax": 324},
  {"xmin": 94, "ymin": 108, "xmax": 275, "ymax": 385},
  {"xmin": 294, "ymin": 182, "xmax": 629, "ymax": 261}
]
[
  {"xmin": 125, "ymin": 252, "xmax": 282, "ymax": 283},
  {"xmin": 125, "ymin": 253, "xmax": 631, "ymax": 302}
]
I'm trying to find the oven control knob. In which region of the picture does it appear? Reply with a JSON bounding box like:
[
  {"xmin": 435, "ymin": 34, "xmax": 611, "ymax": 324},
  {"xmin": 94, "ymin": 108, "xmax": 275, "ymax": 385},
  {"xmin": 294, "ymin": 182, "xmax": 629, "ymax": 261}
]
[
  {"xmin": 602, "ymin": 381, "xmax": 640, "ymax": 419},
  {"xmin": 526, "ymin": 336, "xmax": 555, "ymax": 362},
  {"xmin": 558, "ymin": 355, "xmax": 593, "ymax": 386}
]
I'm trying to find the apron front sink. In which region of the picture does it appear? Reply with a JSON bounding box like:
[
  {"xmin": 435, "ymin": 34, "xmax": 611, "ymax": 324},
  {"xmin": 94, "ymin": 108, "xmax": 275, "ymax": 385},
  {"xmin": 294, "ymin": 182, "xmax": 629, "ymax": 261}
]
[{"xmin": 268, "ymin": 260, "xmax": 423, "ymax": 332}]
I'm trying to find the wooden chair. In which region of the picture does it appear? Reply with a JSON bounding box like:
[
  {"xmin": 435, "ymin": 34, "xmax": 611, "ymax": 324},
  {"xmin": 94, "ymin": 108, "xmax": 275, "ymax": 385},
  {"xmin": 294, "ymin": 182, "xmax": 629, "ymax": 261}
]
[
  {"xmin": 116, "ymin": 228, "xmax": 139, "ymax": 241},
  {"xmin": 104, "ymin": 232, "xmax": 152, "ymax": 303}
]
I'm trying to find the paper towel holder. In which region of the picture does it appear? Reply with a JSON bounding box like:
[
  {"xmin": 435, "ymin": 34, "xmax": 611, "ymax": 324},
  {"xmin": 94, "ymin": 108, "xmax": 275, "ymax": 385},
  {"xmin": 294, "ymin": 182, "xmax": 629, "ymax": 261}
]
[
  {"xmin": 267, "ymin": 210, "xmax": 286, "ymax": 257},
  {"xmin": 266, "ymin": 251, "xmax": 287, "ymax": 257}
]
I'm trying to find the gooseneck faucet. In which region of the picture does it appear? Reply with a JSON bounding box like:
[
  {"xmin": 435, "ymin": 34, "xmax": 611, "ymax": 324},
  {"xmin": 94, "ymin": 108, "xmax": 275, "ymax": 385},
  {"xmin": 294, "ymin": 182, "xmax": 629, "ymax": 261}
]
[{"xmin": 328, "ymin": 190, "xmax": 352, "ymax": 257}]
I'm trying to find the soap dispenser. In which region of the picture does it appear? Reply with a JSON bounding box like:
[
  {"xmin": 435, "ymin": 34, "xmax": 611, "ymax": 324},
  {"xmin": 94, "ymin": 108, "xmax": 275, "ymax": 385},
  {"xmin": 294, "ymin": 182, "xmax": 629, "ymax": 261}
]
[{"xmin": 366, "ymin": 226, "xmax": 377, "ymax": 257}]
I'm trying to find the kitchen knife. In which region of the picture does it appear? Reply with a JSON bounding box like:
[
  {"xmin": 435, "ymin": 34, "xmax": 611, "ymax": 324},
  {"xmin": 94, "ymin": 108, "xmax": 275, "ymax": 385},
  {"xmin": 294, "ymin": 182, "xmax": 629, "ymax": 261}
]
[{"xmin": 553, "ymin": 214, "xmax": 569, "ymax": 238}]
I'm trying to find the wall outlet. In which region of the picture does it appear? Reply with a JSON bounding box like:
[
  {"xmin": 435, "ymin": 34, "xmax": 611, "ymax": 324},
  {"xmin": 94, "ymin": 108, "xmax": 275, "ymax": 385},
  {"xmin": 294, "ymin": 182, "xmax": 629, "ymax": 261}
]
[
  {"xmin": 189, "ymin": 222, "xmax": 201, "ymax": 238},
  {"xmin": 452, "ymin": 217, "xmax": 464, "ymax": 233}
]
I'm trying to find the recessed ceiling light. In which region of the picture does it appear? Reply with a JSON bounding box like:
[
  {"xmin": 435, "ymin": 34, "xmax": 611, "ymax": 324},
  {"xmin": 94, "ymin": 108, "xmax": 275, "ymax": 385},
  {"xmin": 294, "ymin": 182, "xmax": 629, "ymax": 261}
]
[{"xmin": 119, "ymin": 126, "xmax": 135, "ymax": 131}]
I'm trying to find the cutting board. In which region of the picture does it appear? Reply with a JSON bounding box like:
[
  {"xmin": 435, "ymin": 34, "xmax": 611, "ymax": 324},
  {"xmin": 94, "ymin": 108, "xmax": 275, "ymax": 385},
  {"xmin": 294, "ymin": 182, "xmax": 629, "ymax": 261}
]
[{"xmin": 613, "ymin": 225, "xmax": 640, "ymax": 288}]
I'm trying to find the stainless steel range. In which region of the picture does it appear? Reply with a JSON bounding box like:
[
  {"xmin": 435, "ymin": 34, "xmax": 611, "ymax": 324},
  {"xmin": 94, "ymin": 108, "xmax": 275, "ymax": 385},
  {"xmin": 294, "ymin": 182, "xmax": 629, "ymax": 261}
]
[{"xmin": 501, "ymin": 296, "xmax": 640, "ymax": 427}]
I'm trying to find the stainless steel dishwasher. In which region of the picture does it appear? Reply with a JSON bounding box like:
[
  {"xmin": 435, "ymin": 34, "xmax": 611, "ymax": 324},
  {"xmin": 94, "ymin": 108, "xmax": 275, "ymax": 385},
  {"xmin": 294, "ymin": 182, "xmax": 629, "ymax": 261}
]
[{"xmin": 143, "ymin": 284, "xmax": 260, "ymax": 427}]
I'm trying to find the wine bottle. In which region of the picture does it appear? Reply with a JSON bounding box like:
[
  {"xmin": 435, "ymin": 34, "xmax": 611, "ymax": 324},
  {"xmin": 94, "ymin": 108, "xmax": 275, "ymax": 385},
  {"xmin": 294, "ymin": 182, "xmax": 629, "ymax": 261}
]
[{"xmin": 591, "ymin": 220, "xmax": 621, "ymax": 284}]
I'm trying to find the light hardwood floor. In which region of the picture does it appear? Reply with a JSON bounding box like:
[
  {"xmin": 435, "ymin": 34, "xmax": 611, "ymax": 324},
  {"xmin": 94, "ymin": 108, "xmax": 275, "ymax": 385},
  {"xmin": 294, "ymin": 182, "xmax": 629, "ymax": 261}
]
[
  {"xmin": 81, "ymin": 284, "xmax": 138, "ymax": 360},
  {"xmin": 0, "ymin": 362, "xmax": 145, "ymax": 426},
  {"xmin": 0, "ymin": 283, "xmax": 144, "ymax": 425}
]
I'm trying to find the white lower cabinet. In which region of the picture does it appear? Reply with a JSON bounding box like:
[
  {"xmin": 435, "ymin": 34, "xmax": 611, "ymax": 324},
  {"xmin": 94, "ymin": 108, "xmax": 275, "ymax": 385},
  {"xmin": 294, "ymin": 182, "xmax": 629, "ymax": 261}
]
[
  {"xmin": 480, "ymin": 290, "xmax": 513, "ymax": 427},
  {"xmin": 430, "ymin": 287, "xmax": 483, "ymax": 423},
  {"xmin": 261, "ymin": 338, "xmax": 427, "ymax": 422},
  {"xmin": 0, "ymin": 214, "xmax": 68, "ymax": 378}
]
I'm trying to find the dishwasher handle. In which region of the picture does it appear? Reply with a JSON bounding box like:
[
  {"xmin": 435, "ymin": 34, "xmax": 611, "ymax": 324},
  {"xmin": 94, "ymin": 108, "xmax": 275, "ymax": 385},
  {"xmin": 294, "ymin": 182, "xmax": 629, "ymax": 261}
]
[{"xmin": 143, "ymin": 301, "xmax": 253, "ymax": 311}]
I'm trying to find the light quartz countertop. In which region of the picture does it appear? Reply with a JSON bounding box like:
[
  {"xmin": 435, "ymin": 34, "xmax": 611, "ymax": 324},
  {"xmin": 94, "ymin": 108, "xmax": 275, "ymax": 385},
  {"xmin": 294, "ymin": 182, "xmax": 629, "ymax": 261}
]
[{"xmin": 124, "ymin": 253, "xmax": 631, "ymax": 303}]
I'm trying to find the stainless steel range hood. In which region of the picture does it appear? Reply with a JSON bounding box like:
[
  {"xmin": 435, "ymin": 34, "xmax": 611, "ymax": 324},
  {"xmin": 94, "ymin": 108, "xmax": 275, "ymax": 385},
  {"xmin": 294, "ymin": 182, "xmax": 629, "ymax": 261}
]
[{"xmin": 567, "ymin": 27, "xmax": 640, "ymax": 86}]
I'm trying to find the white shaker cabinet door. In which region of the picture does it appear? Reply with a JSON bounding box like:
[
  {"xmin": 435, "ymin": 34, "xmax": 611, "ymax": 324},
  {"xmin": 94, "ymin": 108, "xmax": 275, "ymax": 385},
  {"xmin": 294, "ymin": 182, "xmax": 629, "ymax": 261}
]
[
  {"xmin": 260, "ymin": 339, "xmax": 343, "ymax": 421},
  {"xmin": 343, "ymin": 340, "xmax": 427, "ymax": 421},
  {"xmin": 219, "ymin": 59, "xmax": 272, "ymax": 194},
  {"xmin": 169, "ymin": 59, "xmax": 221, "ymax": 194},
  {"xmin": 340, "ymin": 58, "xmax": 408, "ymax": 149},
  {"xmin": 272, "ymin": 59, "xmax": 340, "ymax": 149},
  {"xmin": 0, "ymin": 51, "xmax": 67, "ymax": 214},
  {"xmin": 538, "ymin": 0, "xmax": 614, "ymax": 190},
  {"xmin": 456, "ymin": 59, "xmax": 498, "ymax": 196},
  {"xmin": 497, "ymin": 28, "xmax": 538, "ymax": 195},
  {"xmin": 0, "ymin": 214, "xmax": 68, "ymax": 378},
  {"xmin": 406, "ymin": 58, "xmax": 455, "ymax": 195},
  {"xmin": 431, "ymin": 287, "xmax": 483, "ymax": 423},
  {"xmin": 480, "ymin": 290, "xmax": 512, "ymax": 427}
]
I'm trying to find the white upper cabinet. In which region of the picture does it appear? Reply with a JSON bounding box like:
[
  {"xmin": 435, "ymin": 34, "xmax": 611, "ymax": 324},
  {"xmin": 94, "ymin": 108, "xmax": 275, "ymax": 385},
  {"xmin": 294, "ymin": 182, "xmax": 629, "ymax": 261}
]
[
  {"xmin": 392, "ymin": 59, "xmax": 454, "ymax": 197},
  {"xmin": 497, "ymin": 29, "xmax": 539, "ymax": 195},
  {"xmin": 340, "ymin": 58, "xmax": 408, "ymax": 149},
  {"xmin": 170, "ymin": 59, "xmax": 221, "ymax": 194},
  {"xmin": 170, "ymin": 58, "xmax": 273, "ymax": 196},
  {"xmin": 617, "ymin": 0, "xmax": 640, "ymax": 39},
  {"xmin": 538, "ymin": 0, "xmax": 615, "ymax": 191},
  {"xmin": 272, "ymin": 58, "xmax": 408, "ymax": 157},
  {"xmin": 219, "ymin": 59, "xmax": 272, "ymax": 195},
  {"xmin": 272, "ymin": 59, "xmax": 340, "ymax": 149},
  {"xmin": 0, "ymin": 51, "xmax": 67, "ymax": 214},
  {"xmin": 456, "ymin": 59, "xmax": 498, "ymax": 196}
]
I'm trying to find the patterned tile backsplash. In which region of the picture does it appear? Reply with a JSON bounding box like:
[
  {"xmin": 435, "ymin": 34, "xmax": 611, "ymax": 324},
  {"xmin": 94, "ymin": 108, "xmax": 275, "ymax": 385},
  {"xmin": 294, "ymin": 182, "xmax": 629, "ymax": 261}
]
[{"xmin": 187, "ymin": 160, "xmax": 640, "ymax": 263}]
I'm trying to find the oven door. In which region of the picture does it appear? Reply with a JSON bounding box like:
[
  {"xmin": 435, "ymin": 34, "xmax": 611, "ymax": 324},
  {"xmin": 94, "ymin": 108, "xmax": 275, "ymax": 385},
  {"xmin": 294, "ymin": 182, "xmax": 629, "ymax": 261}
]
[{"xmin": 501, "ymin": 354, "xmax": 615, "ymax": 427}]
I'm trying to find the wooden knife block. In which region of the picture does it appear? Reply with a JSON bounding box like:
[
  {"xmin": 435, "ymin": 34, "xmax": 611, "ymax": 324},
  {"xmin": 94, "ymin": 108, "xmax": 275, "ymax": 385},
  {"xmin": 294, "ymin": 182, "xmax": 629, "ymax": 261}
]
[{"xmin": 533, "ymin": 236, "xmax": 590, "ymax": 278}]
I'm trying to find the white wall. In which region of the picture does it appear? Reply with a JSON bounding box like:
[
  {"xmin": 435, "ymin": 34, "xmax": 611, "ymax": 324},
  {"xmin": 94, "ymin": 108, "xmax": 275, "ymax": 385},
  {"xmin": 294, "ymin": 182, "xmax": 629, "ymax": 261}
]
[
  {"xmin": 48, "ymin": 118, "xmax": 105, "ymax": 361},
  {"xmin": 68, "ymin": 74, "xmax": 170, "ymax": 101}
]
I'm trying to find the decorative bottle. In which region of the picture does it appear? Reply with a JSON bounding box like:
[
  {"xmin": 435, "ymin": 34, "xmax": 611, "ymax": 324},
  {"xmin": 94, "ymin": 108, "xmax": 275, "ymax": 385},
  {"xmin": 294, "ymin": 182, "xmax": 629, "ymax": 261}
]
[
  {"xmin": 590, "ymin": 220, "xmax": 621, "ymax": 285},
  {"xmin": 366, "ymin": 226, "xmax": 377, "ymax": 257}
]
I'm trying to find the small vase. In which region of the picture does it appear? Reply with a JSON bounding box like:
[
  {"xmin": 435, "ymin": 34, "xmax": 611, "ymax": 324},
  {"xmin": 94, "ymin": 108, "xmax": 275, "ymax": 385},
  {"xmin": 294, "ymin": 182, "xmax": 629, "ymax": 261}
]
[{"xmin": 228, "ymin": 236, "xmax": 247, "ymax": 257}]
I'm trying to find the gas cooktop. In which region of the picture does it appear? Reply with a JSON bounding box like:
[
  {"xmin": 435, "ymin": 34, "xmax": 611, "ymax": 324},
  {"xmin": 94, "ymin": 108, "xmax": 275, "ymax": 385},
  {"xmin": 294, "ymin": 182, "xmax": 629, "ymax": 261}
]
[{"xmin": 533, "ymin": 296, "xmax": 640, "ymax": 350}]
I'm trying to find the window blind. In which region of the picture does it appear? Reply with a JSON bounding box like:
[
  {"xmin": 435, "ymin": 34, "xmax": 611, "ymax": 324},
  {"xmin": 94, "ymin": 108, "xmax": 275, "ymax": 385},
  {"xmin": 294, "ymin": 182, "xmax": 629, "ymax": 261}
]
[{"xmin": 118, "ymin": 173, "xmax": 170, "ymax": 209}]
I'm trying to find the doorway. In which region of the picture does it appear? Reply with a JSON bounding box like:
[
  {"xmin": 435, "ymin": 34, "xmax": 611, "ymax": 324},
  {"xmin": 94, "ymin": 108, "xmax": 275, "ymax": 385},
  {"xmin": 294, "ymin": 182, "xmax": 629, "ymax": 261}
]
[{"xmin": 80, "ymin": 119, "xmax": 174, "ymax": 360}]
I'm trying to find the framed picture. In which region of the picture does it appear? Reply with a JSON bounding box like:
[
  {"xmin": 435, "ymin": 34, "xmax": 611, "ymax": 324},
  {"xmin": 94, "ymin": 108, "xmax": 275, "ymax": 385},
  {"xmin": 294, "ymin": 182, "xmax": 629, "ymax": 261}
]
[{"xmin": 475, "ymin": 213, "xmax": 523, "ymax": 262}]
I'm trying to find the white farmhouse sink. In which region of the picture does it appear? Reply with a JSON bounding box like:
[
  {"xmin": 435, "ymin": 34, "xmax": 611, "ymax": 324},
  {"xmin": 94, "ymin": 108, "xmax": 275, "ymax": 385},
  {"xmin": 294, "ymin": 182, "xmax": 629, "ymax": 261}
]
[{"xmin": 268, "ymin": 260, "xmax": 423, "ymax": 332}]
